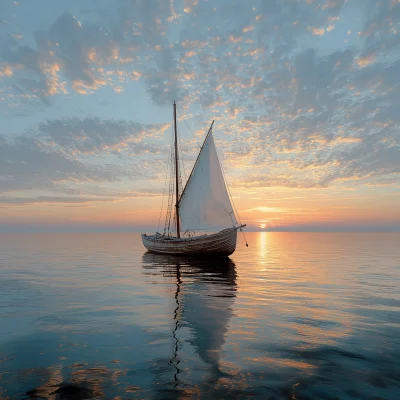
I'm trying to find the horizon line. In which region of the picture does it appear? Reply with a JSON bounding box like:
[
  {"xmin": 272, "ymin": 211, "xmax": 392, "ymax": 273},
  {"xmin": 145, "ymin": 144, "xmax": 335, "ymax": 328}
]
[{"xmin": 0, "ymin": 228, "xmax": 399, "ymax": 233}]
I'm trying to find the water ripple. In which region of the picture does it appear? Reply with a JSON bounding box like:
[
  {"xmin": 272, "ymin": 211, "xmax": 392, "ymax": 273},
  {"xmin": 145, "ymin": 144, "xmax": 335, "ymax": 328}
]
[{"xmin": 0, "ymin": 232, "xmax": 399, "ymax": 399}]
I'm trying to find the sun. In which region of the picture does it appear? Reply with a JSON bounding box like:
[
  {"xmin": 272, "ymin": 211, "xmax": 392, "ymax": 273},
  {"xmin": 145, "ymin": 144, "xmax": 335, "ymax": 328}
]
[{"xmin": 260, "ymin": 223, "xmax": 266, "ymax": 229}]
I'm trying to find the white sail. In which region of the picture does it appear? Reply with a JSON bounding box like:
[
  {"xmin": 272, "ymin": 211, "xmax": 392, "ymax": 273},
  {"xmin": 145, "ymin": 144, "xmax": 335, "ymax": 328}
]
[{"xmin": 178, "ymin": 132, "xmax": 237, "ymax": 231}]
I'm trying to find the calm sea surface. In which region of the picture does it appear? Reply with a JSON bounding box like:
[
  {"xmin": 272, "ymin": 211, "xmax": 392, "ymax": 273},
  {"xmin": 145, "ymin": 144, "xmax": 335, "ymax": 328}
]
[{"xmin": 0, "ymin": 232, "xmax": 399, "ymax": 399}]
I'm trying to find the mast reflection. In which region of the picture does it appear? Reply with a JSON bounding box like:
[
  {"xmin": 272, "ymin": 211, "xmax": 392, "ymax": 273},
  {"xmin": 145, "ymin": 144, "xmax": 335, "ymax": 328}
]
[
  {"xmin": 169, "ymin": 260, "xmax": 181, "ymax": 388},
  {"xmin": 142, "ymin": 253, "xmax": 237, "ymax": 389}
]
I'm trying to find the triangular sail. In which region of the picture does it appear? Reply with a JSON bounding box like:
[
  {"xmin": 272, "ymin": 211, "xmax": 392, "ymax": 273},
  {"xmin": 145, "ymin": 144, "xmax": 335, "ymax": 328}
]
[{"xmin": 178, "ymin": 131, "xmax": 237, "ymax": 231}]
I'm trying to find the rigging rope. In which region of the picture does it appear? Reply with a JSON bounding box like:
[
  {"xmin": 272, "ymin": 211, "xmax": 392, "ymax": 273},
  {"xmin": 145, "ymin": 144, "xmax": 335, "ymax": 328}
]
[
  {"xmin": 176, "ymin": 105, "xmax": 201, "ymax": 149},
  {"xmin": 165, "ymin": 166, "xmax": 174, "ymax": 236},
  {"xmin": 157, "ymin": 141, "xmax": 172, "ymax": 233}
]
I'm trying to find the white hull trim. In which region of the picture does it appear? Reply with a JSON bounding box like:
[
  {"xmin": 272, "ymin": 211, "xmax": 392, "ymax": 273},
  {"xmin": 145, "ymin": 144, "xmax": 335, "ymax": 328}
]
[{"xmin": 141, "ymin": 227, "xmax": 242, "ymax": 256}]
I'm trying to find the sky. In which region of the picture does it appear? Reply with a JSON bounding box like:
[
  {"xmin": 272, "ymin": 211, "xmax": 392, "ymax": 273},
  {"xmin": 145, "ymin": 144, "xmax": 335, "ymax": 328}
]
[{"xmin": 0, "ymin": 0, "xmax": 399, "ymax": 232}]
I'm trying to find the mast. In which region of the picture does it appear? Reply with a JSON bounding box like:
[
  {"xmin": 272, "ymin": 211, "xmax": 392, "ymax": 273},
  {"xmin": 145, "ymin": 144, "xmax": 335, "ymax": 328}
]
[{"xmin": 173, "ymin": 101, "xmax": 180, "ymax": 238}]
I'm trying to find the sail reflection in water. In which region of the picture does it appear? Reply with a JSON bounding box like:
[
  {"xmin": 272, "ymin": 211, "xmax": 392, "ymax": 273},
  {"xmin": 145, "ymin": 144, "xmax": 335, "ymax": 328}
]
[{"xmin": 142, "ymin": 252, "xmax": 236, "ymax": 390}]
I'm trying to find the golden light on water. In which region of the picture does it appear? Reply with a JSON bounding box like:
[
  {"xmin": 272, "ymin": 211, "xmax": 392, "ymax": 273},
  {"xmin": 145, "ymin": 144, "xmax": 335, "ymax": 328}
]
[{"xmin": 258, "ymin": 231, "xmax": 268, "ymax": 264}]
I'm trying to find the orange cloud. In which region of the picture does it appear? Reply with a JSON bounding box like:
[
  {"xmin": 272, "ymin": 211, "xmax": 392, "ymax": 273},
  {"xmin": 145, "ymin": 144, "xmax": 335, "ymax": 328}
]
[
  {"xmin": 356, "ymin": 54, "xmax": 376, "ymax": 68},
  {"xmin": 131, "ymin": 71, "xmax": 142, "ymax": 80},
  {"xmin": 0, "ymin": 65, "xmax": 13, "ymax": 77},
  {"xmin": 242, "ymin": 26, "xmax": 254, "ymax": 33},
  {"xmin": 183, "ymin": 0, "xmax": 198, "ymax": 13},
  {"xmin": 228, "ymin": 35, "xmax": 242, "ymax": 43},
  {"xmin": 312, "ymin": 27, "xmax": 325, "ymax": 36},
  {"xmin": 245, "ymin": 206, "xmax": 286, "ymax": 213},
  {"xmin": 72, "ymin": 78, "xmax": 107, "ymax": 94}
]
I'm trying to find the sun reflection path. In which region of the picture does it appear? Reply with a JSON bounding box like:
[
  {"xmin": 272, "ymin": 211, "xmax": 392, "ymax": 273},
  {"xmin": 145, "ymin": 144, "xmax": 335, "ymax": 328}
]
[{"xmin": 258, "ymin": 232, "xmax": 269, "ymax": 266}]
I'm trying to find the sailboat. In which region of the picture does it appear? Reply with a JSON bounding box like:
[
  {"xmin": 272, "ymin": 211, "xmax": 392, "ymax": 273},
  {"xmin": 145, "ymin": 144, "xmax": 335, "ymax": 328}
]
[{"xmin": 141, "ymin": 101, "xmax": 246, "ymax": 256}]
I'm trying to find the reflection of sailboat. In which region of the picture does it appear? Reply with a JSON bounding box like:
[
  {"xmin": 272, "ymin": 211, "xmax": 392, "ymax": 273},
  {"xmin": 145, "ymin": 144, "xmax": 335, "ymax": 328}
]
[
  {"xmin": 141, "ymin": 101, "xmax": 245, "ymax": 256},
  {"xmin": 142, "ymin": 252, "xmax": 237, "ymax": 385}
]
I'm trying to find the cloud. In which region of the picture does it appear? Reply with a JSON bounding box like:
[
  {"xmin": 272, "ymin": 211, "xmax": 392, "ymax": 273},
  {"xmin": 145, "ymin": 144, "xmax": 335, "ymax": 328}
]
[
  {"xmin": 0, "ymin": 115, "xmax": 171, "ymax": 196},
  {"xmin": 312, "ymin": 28, "xmax": 326, "ymax": 36},
  {"xmin": 0, "ymin": 0, "xmax": 350, "ymax": 109},
  {"xmin": 0, "ymin": 0, "xmax": 399, "ymax": 198},
  {"xmin": 359, "ymin": 1, "xmax": 400, "ymax": 55},
  {"xmin": 37, "ymin": 117, "xmax": 169, "ymax": 156},
  {"xmin": 0, "ymin": 1, "xmax": 174, "ymax": 102},
  {"xmin": 0, "ymin": 196, "xmax": 115, "ymax": 205},
  {"xmin": 0, "ymin": 134, "xmax": 117, "ymax": 193},
  {"xmin": 245, "ymin": 206, "xmax": 285, "ymax": 213},
  {"xmin": 356, "ymin": 53, "xmax": 376, "ymax": 68}
]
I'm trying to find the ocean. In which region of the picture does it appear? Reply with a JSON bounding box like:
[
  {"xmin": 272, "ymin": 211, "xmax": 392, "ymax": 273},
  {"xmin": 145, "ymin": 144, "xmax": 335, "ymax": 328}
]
[{"xmin": 0, "ymin": 232, "xmax": 399, "ymax": 399}]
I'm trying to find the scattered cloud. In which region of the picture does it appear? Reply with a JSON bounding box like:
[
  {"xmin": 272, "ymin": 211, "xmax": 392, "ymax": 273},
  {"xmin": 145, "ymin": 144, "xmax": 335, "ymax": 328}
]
[
  {"xmin": 245, "ymin": 207, "xmax": 285, "ymax": 213},
  {"xmin": 356, "ymin": 53, "xmax": 376, "ymax": 68},
  {"xmin": 0, "ymin": 116, "xmax": 171, "ymax": 196},
  {"xmin": 0, "ymin": 196, "xmax": 115, "ymax": 205},
  {"xmin": 0, "ymin": 0, "xmax": 398, "ymax": 229},
  {"xmin": 312, "ymin": 27, "xmax": 326, "ymax": 36},
  {"xmin": 37, "ymin": 117, "xmax": 169, "ymax": 156}
]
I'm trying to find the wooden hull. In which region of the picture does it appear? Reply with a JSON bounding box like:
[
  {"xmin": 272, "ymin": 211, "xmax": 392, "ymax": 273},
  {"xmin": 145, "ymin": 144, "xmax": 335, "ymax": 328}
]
[{"xmin": 141, "ymin": 228, "xmax": 238, "ymax": 256}]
